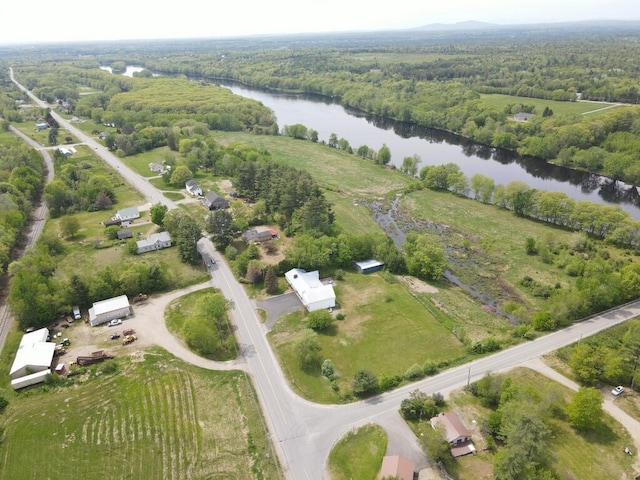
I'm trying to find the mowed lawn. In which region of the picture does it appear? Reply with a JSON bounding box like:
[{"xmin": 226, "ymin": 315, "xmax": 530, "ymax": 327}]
[
  {"xmin": 0, "ymin": 349, "xmax": 280, "ymax": 480},
  {"xmin": 480, "ymin": 93, "xmax": 624, "ymax": 116},
  {"xmin": 268, "ymin": 272, "xmax": 466, "ymax": 402}
]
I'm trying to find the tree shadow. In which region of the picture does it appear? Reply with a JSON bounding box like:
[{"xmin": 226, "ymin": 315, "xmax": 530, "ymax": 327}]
[{"xmin": 575, "ymin": 421, "xmax": 618, "ymax": 445}]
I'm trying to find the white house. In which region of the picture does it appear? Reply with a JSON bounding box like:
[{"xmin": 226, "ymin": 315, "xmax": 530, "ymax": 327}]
[
  {"xmin": 115, "ymin": 207, "xmax": 140, "ymax": 222},
  {"xmin": 285, "ymin": 268, "xmax": 336, "ymax": 312},
  {"xmin": 185, "ymin": 179, "xmax": 203, "ymax": 197},
  {"xmin": 10, "ymin": 328, "xmax": 55, "ymax": 387},
  {"xmin": 136, "ymin": 231, "xmax": 172, "ymax": 254},
  {"xmin": 88, "ymin": 295, "xmax": 131, "ymax": 326}
]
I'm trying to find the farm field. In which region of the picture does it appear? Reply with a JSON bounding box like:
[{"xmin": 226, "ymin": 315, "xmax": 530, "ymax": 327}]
[
  {"xmin": 268, "ymin": 271, "xmax": 467, "ymax": 402},
  {"xmin": 0, "ymin": 348, "xmax": 280, "ymax": 480},
  {"xmin": 480, "ymin": 93, "xmax": 624, "ymax": 116}
]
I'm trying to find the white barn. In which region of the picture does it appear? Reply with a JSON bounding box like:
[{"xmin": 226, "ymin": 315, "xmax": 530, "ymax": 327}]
[
  {"xmin": 10, "ymin": 328, "xmax": 55, "ymax": 387},
  {"xmin": 285, "ymin": 268, "xmax": 336, "ymax": 312},
  {"xmin": 136, "ymin": 231, "xmax": 172, "ymax": 254},
  {"xmin": 89, "ymin": 295, "xmax": 131, "ymax": 326}
]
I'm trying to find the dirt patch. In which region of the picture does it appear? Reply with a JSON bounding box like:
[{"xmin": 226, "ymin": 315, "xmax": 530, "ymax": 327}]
[{"xmin": 398, "ymin": 275, "xmax": 439, "ymax": 294}]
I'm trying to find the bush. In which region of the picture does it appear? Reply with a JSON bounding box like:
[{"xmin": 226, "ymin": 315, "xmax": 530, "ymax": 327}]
[
  {"xmin": 336, "ymin": 312, "xmax": 346, "ymax": 320},
  {"xmin": 321, "ymin": 359, "xmax": 335, "ymax": 379},
  {"xmin": 0, "ymin": 395, "xmax": 8, "ymax": 414},
  {"xmin": 307, "ymin": 309, "xmax": 334, "ymax": 331},
  {"xmin": 379, "ymin": 374, "xmax": 403, "ymax": 391},
  {"xmin": 334, "ymin": 269, "xmax": 345, "ymax": 280},
  {"xmin": 404, "ymin": 363, "xmax": 424, "ymax": 380},
  {"xmin": 225, "ymin": 245, "xmax": 238, "ymax": 260},
  {"xmin": 423, "ymin": 359, "xmax": 439, "ymax": 376},
  {"xmin": 400, "ymin": 389, "xmax": 438, "ymax": 420},
  {"xmin": 352, "ymin": 369, "xmax": 378, "ymax": 396}
]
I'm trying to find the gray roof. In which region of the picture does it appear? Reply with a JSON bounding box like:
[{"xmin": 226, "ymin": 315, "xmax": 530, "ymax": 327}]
[{"xmin": 136, "ymin": 231, "xmax": 171, "ymax": 249}]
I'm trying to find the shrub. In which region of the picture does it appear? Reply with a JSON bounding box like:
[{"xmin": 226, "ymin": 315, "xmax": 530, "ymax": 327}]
[
  {"xmin": 0, "ymin": 395, "xmax": 8, "ymax": 414},
  {"xmin": 321, "ymin": 359, "xmax": 335, "ymax": 379},
  {"xmin": 400, "ymin": 389, "xmax": 438, "ymax": 420},
  {"xmin": 404, "ymin": 363, "xmax": 424, "ymax": 380},
  {"xmin": 379, "ymin": 374, "xmax": 403, "ymax": 391},
  {"xmin": 336, "ymin": 312, "xmax": 346, "ymax": 321},
  {"xmin": 423, "ymin": 360, "xmax": 438, "ymax": 376},
  {"xmin": 307, "ymin": 309, "xmax": 334, "ymax": 331},
  {"xmin": 225, "ymin": 245, "xmax": 238, "ymax": 260},
  {"xmin": 334, "ymin": 269, "xmax": 345, "ymax": 280},
  {"xmin": 352, "ymin": 369, "xmax": 378, "ymax": 396}
]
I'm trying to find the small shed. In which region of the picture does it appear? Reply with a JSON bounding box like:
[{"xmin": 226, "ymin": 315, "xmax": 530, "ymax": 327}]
[
  {"xmin": 116, "ymin": 229, "xmax": 133, "ymax": 240},
  {"xmin": 148, "ymin": 162, "xmax": 163, "ymax": 173},
  {"xmin": 88, "ymin": 295, "xmax": 131, "ymax": 326},
  {"xmin": 202, "ymin": 191, "xmax": 229, "ymax": 210},
  {"xmin": 354, "ymin": 259, "xmax": 384, "ymax": 274},
  {"xmin": 35, "ymin": 122, "xmax": 49, "ymax": 130}
]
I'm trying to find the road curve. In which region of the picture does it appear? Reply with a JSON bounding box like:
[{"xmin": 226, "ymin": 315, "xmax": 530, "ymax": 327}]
[{"xmin": 8, "ymin": 67, "xmax": 640, "ymax": 479}]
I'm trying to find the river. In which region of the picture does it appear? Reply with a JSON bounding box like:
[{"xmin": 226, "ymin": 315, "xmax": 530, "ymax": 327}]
[
  {"xmin": 98, "ymin": 66, "xmax": 640, "ymax": 219},
  {"xmin": 214, "ymin": 80, "xmax": 640, "ymax": 220}
]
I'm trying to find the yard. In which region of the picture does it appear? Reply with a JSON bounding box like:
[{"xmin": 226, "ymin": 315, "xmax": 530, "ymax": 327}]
[
  {"xmin": 268, "ymin": 271, "xmax": 467, "ymax": 402},
  {"xmin": 479, "ymin": 94, "xmax": 624, "ymax": 117},
  {"xmin": 405, "ymin": 367, "xmax": 635, "ymax": 480},
  {"xmin": 328, "ymin": 424, "xmax": 387, "ymax": 480}
]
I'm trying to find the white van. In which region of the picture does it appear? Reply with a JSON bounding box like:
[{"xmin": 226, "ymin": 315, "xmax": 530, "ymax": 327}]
[{"xmin": 72, "ymin": 306, "xmax": 81, "ymax": 320}]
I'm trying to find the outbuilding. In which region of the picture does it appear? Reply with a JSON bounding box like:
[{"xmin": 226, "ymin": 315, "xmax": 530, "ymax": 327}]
[
  {"xmin": 285, "ymin": 268, "xmax": 336, "ymax": 312},
  {"xmin": 116, "ymin": 229, "xmax": 133, "ymax": 240},
  {"xmin": 354, "ymin": 259, "xmax": 384, "ymax": 274},
  {"xmin": 202, "ymin": 191, "xmax": 229, "ymax": 210},
  {"xmin": 88, "ymin": 295, "xmax": 131, "ymax": 326},
  {"xmin": 10, "ymin": 328, "xmax": 56, "ymax": 383}
]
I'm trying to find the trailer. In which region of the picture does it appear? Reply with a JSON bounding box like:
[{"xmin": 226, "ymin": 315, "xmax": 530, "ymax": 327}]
[{"xmin": 76, "ymin": 350, "xmax": 114, "ymax": 366}]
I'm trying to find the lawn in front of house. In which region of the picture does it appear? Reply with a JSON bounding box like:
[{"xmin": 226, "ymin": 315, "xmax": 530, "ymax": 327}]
[{"xmin": 268, "ymin": 271, "xmax": 466, "ymax": 402}]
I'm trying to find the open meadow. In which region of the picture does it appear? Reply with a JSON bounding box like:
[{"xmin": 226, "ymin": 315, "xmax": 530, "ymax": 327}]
[{"xmin": 480, "ymin": 93, "xmax": 624, "ymax": 116}]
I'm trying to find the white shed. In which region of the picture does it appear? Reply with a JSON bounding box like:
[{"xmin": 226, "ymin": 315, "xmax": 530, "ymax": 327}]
[
  {"xmin": 10, "ymin": 328, "xmax": 55, "ymax": 380},
  {"xmin": 89, "ymin": 295, "xmax": 131, "ymax": 326},
  {"xmin": 285, "ymin": 268, "xmax": 336, "ymax": 312}
]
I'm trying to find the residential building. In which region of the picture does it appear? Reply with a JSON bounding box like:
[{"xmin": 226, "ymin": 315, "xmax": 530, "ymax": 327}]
[
  {"xmin": 136, "ymin": 231, "xmax": 172, "ymax": 254},
  {"xmin": 148, "ymin": 162, "xmax": 163, "ymax": 174},
  {"xmin": 185, "ymin": 179, "xmax": 203, "ymax": 196},
  {"xmin": 285, "ymin": 268, "xmax": 336, "ymax": 312},
  {"xmin": 242, "ymin": 228, "xmax": 276, "ymax": 244},
  {"xmin": 115, "ymin": 207, "xmax": 140, "ymax": 222},
  {"xmin": 378, "ymin": 455, "xmax": 415, "ymax": 480},
  {"xmin": 430, "ymin": 412, "xmax": 476, "ymax": 457}
]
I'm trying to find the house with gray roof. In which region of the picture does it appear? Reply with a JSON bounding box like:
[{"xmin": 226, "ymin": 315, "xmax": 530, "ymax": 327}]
[{"xmin": 136, "ymin": 231, "xmax": 172, "ymax": 254}]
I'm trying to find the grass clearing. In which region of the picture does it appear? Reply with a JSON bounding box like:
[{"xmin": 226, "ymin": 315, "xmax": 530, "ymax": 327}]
[
  {"xmin": 0, "ymin": 348, "xmax": 280, "ymax": 479},
  {"xmin": 211, "ymin": 132, "xmax": 410, "ymax": 195},
  {"xmin": 328, "ymin": 424, "xmax": 387, "ymax": 480},
  {"xmin": 268, "ymin": 272, "xmax": 466, "ymax": 402},
  {"xmin": 480, "ymin": 93, "xmax": 623, "ymax": 116}
]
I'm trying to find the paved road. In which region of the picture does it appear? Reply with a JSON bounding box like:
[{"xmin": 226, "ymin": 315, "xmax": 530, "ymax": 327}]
[{"xmin": 8, "ymin": 68, "xmax": 640, "ymax": 479}]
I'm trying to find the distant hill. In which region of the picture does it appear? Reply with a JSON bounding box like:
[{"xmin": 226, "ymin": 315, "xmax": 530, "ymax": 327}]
[{"xmin": 412, "ymin": 19, "xmax": 640, "ymax": 32}]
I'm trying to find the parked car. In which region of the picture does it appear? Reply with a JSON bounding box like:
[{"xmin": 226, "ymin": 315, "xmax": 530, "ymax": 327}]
[
  {"xmin": 612, "ymin": 386, "xmax": 624, "ymax": 396},
  {"xmin": 110, "ymin": 332, "xmax": 121, "ymax": 340},
  {"xmin": 108, "ymin": 319, "xmax": 122, "ymax": 327},
  {"xmin": 123, "ymin": 328, "xmax": 136, "ymax": 336}
]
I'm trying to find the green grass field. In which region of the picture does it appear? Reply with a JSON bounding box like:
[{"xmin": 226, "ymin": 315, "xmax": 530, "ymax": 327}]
[
  {"xmin": 0, "ymin": 349, "xmax": 280, "ymax": 480},
  {"xmin": 328, "ymin": 424, "xmax": 387, "ymax": 480},
  {"xmin": 268, "ymin": 272, "xmax": 467, "ymax": 402},
  {"xmin": 480, "ymin": 94, "xmax": 623, "ymax": 117}
]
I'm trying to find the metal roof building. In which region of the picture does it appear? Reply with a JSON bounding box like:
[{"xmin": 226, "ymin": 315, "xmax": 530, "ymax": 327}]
[
  {"xmin": 89, "ymin": 295, "xmax": 131, "ymax": 326},
  {"xmin": 285, "ymin": 268, "xmax": 336, "ymax": 312},
  {"xmin": 10, "ymin": 328, "xmax": 55, "ymax": 383}
]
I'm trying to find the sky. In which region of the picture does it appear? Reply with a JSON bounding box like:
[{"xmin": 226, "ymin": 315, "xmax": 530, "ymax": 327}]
[{"xmin": 1, "ymin": 0, "xmax": 638, "ymax": 45}]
